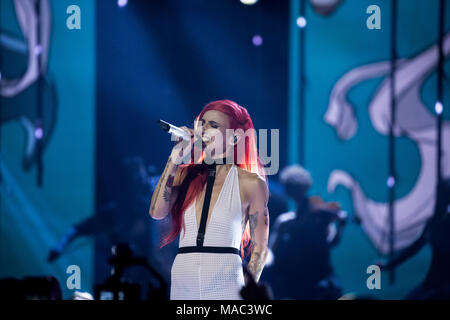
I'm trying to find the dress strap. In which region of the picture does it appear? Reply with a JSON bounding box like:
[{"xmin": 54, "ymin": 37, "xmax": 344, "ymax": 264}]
[{"xmin": 196, "ymin": 164, "xmax": 216, "ymax": 247}]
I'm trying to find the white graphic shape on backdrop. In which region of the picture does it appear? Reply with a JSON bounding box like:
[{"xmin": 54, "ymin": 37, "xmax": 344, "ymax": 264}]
[{"xmin": 325, "ymin": 33, "xmax": 450, "ymax": 254}]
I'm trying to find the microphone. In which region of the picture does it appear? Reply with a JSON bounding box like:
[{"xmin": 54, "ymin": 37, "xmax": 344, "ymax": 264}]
[
  {"xmin": 158, "ymin": 119, "xmax": 210, "ymax": 142},
  {"xmin": 158, "ymin": 120, "xmax": 191, "ymax": 141}
]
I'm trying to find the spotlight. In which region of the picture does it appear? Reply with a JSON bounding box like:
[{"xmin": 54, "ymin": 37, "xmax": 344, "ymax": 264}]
[
  {"xmin": 387, "ymin": 176, "xmax": 395, "ymax": 188},
  {"xmin": 252, "ymin": 35, "xmax": 263, "ymax": 46},
  {"xmin": 35, "ymin": 45, "xmax": 42, "ymax": 56},
  {"xmin": 435, "ymin": 101, "xmax": 443, "ymax": 115},
  {"xmin": 296, "ymin": 16, "xmax": 307, "ymax": 28},
  {"xmin": 118, "ymin": 0, "xmax": 128, "ymax": 8},
  {"xmin": 35, "ymin": 127, "xmax": 43, "ymax": 140}
]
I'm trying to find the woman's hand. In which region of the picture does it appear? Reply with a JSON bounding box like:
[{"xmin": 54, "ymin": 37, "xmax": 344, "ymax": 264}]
[{"xmin": 169, "ymin": 126, "xmax": 196, "ymax": 165}]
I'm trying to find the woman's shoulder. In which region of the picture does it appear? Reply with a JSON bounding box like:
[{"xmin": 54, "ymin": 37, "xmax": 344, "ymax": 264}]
[
  {"xmin": 236, "ymin": 165, "xmax": 268, "ymax": 198},
  {"xmin": 236, "ymin": 165, "xmax": 266, "ymax": 184}
]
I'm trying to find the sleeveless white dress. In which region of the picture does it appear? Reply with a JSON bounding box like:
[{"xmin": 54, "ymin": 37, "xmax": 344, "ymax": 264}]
[{"xmin": 170, "ymin": 164, "xmax": 245, "ymax": 300}]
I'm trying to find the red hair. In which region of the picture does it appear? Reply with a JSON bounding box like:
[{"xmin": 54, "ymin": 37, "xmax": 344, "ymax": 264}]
[{"xmin": 160, "ymin": 99, "xmax": 267, "ymax": 258}]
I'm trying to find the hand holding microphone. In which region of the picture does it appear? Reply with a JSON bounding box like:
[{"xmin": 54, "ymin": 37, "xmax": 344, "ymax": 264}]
[
  {"xmin": 158, "ymin": 120, "xmax": 203, "ymax": 164},
  {"xmin": 158, "ymin": 120, "xmax": 193, "ymax": 142}
]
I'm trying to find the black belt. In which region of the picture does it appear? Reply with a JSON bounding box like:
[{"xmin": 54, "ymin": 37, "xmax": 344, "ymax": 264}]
[
  {"xmin": 177, "ymin": 246, "xmax": 240, "ymax": 255},
  {"xmin": 178, "ymin": 157, "xmax": 240, "ymax": 257}
]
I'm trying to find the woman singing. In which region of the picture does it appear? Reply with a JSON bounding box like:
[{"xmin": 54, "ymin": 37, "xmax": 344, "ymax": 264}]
[{"xmin": 149, "ymin": 99, "xmax": 269, "ymax": 300}]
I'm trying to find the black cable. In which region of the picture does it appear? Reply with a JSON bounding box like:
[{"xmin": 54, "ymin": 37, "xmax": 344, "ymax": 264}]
[
  {"xmin": 435, "ymin": 0, "xmax": 445, "ymax": 221},
  {"xmin": 388, "ymin": 0, "xmax": 398, "ymax": 285},
  {"xmin": 0, "ymin": 0, "xmax": 4, "ymax": 254},
  {"xmin": 299, "ymin": 0, "xmax": 306, "ymax": 166},
  {"xmin": 36, "ymin": 0, "xmax": 43, "ymax": 187}
]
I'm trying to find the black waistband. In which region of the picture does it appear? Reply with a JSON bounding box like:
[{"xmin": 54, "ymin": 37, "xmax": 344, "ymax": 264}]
[{"xmin": 177, "ymin": 246, "xmax": 240, "ymax": 256}]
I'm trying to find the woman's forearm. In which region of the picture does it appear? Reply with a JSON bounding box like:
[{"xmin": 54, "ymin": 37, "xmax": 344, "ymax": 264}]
[
  {"xmin": 149, "ymin": 155, "xmax": 178, "ymax": 219},
  {"xmin": 248, "ymin": 243, "xmax": 268, "ymax": 282}
]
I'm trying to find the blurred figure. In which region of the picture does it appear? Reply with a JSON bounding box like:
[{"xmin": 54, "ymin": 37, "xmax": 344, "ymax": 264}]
[
  {"xmin": 380, "ymin": 179, "xmax": 450, "ymax": 300},
  {"xmin": 92, "ymin": 156, "xmax": 162, "ymax": 299},
  {"xmin": 267, "ymin": 165, "xmax": 347, "ymax": 299},
  {"xmin": 266, "ymin": 180, "xmax": 290, "ymax": 232}
]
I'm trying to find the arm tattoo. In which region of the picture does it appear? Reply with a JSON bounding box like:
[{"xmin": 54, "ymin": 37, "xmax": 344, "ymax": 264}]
[
  {"xmin": 248, "ymin": 251, "xmax": 261, "ymax": 271},
  {"xmin": 246, "ymin": 187, "xmax": 269, "ymax": 282},
  {"xmin": 241, "ymin": 212, "xmax": 247, "ymax": 233},
  {"xmin": 151, "ymin": 157, "xmax": 172, "ymax": 211},
  {"xmin": 163, "ymin": 174, "xmax": 175, "ymax": 202},
  {"xmin": 247, "ymin": 211, "xmax": 266, "ymax": 280},
  {"xmin": 166, "ymin": 174, "xmax": 174, "ymax": 187},
  {"xmin": 249, "ymin": 211, "xmax": 258, "ymax": 240}
]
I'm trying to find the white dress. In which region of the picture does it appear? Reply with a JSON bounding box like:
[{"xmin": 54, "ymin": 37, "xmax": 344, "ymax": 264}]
[{"xmin": 170, "ymin": 164, "xmax": 245, "ymax": 300}]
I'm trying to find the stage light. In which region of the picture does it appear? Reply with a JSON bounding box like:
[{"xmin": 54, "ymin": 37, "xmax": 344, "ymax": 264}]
[
  {"xmin": 0, "ymin": 71, "xmax": 2, "ymax": 81},
  {"xmin": 252, "ymin": 35, "xmax": 263, "ymax": 46},
  {"xmin": 435, "ymin": 101, "xmax": 443, "ymax": 115},
  {"xmin": 35, "ymin": 127, "xmax": 43, "ymax": 140},
  {"xmin": 296, "ymin": 16, "xmax": 307, "ymax": 28},
  {"xmin": 35, "ymin": 45, "xmax": 42, "ymax": 56},
  {"xmin": 387, "ymin": 176, "xmax": 395, "ymax": 188},
  {"xmin": 71, "ymin": 291, "xmax": 94, "ymax": 300},
  {"xmin": 240, "ymin": 0, "xmax": 258, "ymax": 5},
  {"xmin": 118, "ymin": 0, "xmax": 128, "ymax": 8}
]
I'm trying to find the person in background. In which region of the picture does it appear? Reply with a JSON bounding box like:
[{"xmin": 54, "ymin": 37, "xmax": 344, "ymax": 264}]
[{"xmin": 267, "ymin": 165, "xmax": 347, "ymax": 299}]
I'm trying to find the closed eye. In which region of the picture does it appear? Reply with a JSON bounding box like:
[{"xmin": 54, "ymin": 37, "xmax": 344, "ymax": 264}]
[
  {"xmin": 209, "ymin": 121, "xmax": 220, "ymax": 128},
  {"xmin": 196, "ymin": 119, "xmax": 219, "ymax": 129}
]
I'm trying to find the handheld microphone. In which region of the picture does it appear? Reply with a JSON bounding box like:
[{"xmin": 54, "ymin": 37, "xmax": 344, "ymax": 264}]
[
  {"xmin": 158, "ymin": 119, "xmax": 210, "ymax": 142},
  {"xmin": 158, "ymin": 120, "xmax": 191, "ymax": 141}
]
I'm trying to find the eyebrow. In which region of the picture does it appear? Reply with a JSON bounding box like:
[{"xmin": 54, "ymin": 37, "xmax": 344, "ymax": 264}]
[{"xmin": 200, "ymin": 119, "xmax": 220, "ymax": 126}]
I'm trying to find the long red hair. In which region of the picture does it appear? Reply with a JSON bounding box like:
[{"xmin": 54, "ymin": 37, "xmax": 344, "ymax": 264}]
[{"xmin": 160, "ymin": 99, "xmax": 267, "ymax": 258}]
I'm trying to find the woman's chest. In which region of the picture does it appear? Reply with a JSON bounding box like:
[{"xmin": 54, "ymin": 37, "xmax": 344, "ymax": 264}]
[{"xmin": 192, "ymin": 166, "xmax": 248, "ymax": 229}]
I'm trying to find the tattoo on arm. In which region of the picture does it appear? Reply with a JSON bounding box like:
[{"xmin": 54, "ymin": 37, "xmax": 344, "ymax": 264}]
[
  {"xmin": 151, "ymin": 156, "xmax": 173, "ymax": 211},
  {"xmin": 247, "ymin": 211, "xmax": 266, "ymax": 281},
  {"xmin": 166, "ymin": 174, "xmax": 174, "ymax": 187},
  {"xmin": 162, "ymin": 175, "xmax": 174, "ymax": 202},
  {"xmin": 246, "ymin": 182, "xmax": 269, "ymax": 282},
  {"xmin": 248, "ymin": 250, "xmax": 261, "ymax": 270},
  {"xmin": 249, "ymin": 211, "xmax": 258, "ymax": 240},
  {"xmin": 241, "ymin": 212, "xmax": 247, "ymax": 233}
]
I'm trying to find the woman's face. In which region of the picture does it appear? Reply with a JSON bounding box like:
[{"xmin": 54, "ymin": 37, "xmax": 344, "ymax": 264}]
[{"xmin": 195, "ymin": 110, "xmax": 233, "ymax": 159}]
